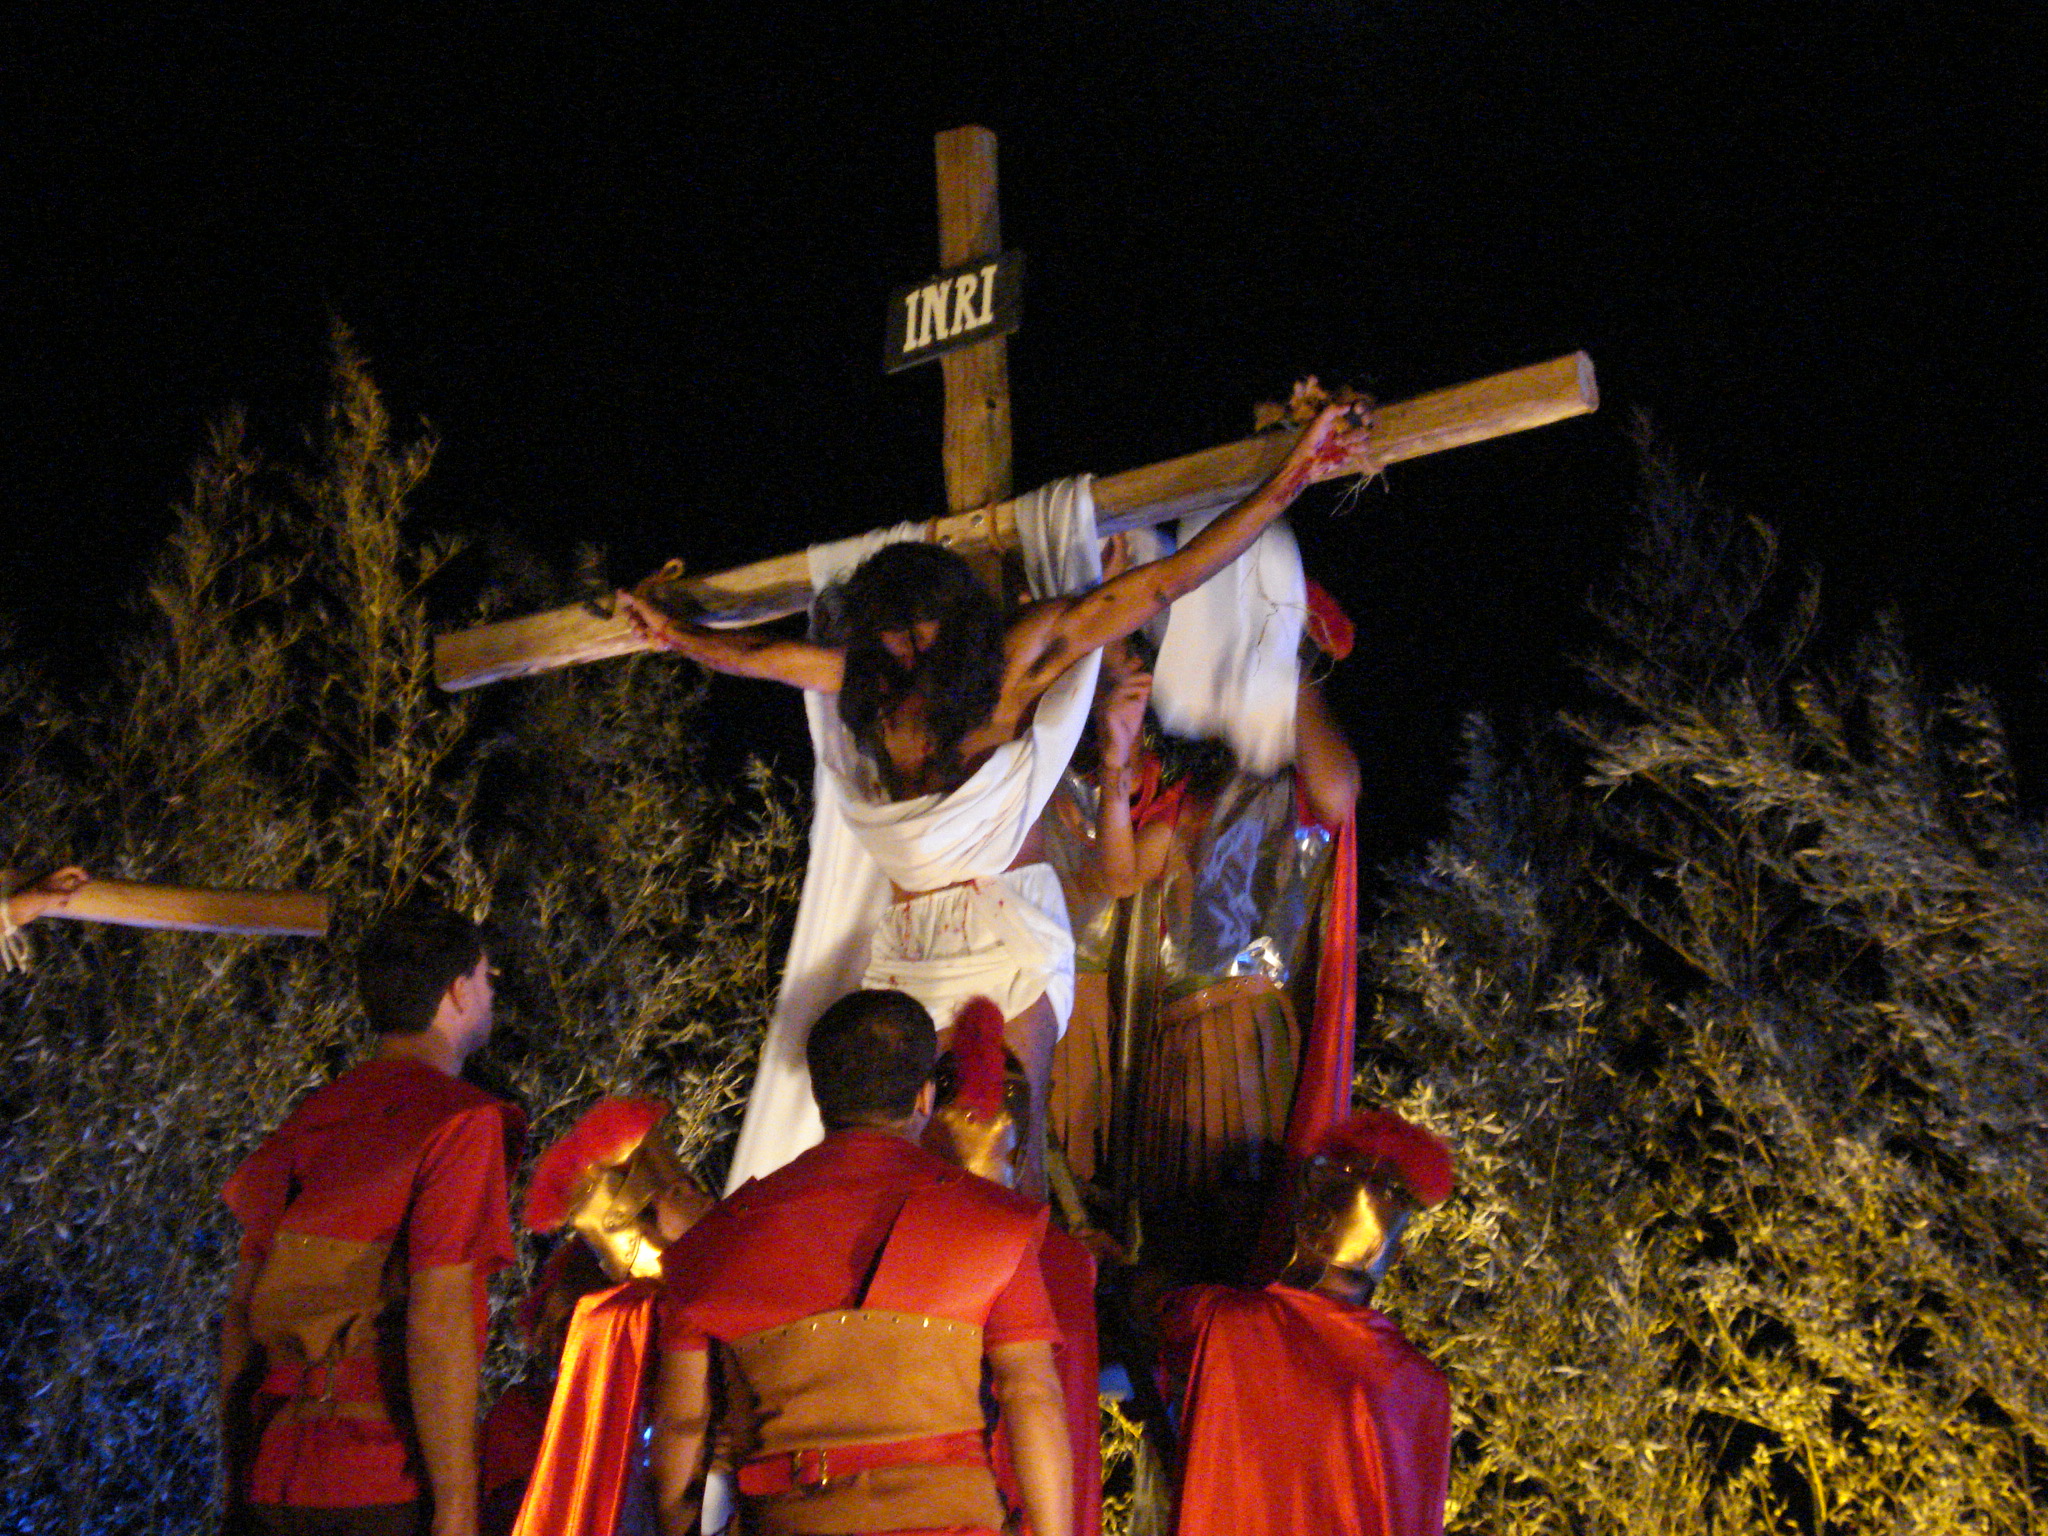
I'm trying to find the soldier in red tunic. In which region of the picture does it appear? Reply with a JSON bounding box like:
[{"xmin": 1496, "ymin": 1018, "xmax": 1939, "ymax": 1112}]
[
  {"xmin": 220, "ymin": 904, "xmax": 523, "ymax": 1536},
  {"xmin": 1160, "ymin": 1111, "xmax": 1455, "ymax": 1536},
  {"xmin": 647, "ymin": 988, "xmax": 1075, "ymax": 1536},
  {"xmin": 495, "ymin": 1098, "xmax": 711, "ymax": 1536},
  {"xmin": 923, "ymin": 996, "xmax": 1102, "ymax": 1536}
]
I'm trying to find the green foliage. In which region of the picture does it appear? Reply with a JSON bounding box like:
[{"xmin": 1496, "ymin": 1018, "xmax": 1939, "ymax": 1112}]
[
  {"xmin": 1368, "ymin": 436, "xmax": 2048, "ymax": 1534},
  {"xmin": 0, "ymin": 331, "xmax": 801, "ymax": 1534}
]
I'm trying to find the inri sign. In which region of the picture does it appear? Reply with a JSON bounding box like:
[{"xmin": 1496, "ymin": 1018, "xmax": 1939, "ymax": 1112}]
[{"xmin": 883, "ymin": 250, "xmax": 1024, "ymax": 374}]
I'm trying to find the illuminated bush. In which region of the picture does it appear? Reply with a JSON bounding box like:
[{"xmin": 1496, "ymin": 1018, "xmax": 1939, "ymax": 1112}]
[
  {"xmin": 0, "ymin": 333, "xmax": 799, "ymax": 1533},
  {"xmin": 1367, "ymin": 437, "xmax": 2048, "ymax": 1534}
]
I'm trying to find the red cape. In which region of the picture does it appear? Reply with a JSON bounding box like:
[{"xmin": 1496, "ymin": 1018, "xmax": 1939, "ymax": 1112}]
[
  {"xmin": 511, "ymin": 1279, "xmax": 660, "ymax": 1536},
  {"xmin": 1289, "ymin": 808, "xmax": 1357, "ymax": 1159},
  {"xmin": 1249, "ymin": 810, "xmax": 1358, "ymax": 1280},
  {"xmin": 1162, "ymin": 1283, "xmax": 1448, "ymax": 1536}
]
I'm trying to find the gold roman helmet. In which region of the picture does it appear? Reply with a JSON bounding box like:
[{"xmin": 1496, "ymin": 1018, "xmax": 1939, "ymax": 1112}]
[
  {"xmin": 1289, "ymin": 1111, "xmax": 1454, "ymax": 1288},
  {"xmin": 926, "ymin": 997, "xmax": 1030, "ymax": 1188},
  {"xmin": 524, "ymin": 1098, "xmax": 711, "ymax": 1282}
]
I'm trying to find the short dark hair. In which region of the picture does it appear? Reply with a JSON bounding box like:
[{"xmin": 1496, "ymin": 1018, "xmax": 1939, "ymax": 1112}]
[
  {"xmin": 356, "ymin": 902, "xmax": 484, "ymax": 1036},
  {"xmin": 806, "ymin": 989, "xmax": 937, "ymax": 1129}
]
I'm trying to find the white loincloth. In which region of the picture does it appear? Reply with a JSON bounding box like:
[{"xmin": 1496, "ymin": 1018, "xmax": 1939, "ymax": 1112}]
[
  {"xmin": 864, "ymin": 862, "xmax": 1074, "ymax": 1031},
  {"xmin": 723, "ymin": 479, "xmax": 1102, "ymax": 1192}
]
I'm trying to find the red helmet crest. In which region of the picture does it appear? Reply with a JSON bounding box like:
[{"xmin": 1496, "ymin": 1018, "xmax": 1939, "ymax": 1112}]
[
  {"xmin": 523, "ymin": 1097, "xmax": 668, "ymax": 1233},
  {"xmin": 1315, "ymin": 1110, "xmax": 1454, "ymax": 1208}
]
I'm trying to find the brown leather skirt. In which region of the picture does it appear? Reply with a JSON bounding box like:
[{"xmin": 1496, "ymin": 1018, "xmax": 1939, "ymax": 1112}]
[
  {"xmin": 1050, "ymin": 973, "xmax": 1299, "ymax": 1204},
  {"xmin": 1133, "ymin": 975, "xmax": 1299, "ymax": 1203},
  {"xmin": 1048, "ymin": 971, "xmax": 1115, "ymax": 1186}
]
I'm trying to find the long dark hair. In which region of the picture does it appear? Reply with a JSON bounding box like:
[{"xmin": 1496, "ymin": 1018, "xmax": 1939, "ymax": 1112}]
[{"xmin": 827, "ymin": 542, "xmax": 1006, "ymax": 797}]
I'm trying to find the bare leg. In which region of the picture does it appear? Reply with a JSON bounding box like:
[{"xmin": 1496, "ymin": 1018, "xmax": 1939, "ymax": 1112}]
[{"xmin": 1004, "ymin": 994, "xmax": 1058, "ymax": 1203}]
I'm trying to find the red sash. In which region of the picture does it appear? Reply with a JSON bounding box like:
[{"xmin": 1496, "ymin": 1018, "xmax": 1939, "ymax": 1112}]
[{"xmin": 1250, "ymin": 812, "xmax": 1357, "ymax": 1280}]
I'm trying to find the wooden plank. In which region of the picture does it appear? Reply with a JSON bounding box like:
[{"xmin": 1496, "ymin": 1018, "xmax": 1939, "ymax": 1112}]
[
  {"xmin": 50, "ymin": 879, "xmax": 330, "ymax": 937},
  {"xmin": 433, "ymin": 351, "xmax": 1597, "ymax": 690},
  {"xmin": 936, "ymin": 125, "xmax": 1013, "ymax": 518},
  {"xmin": 1093, "ymin": 348, "xmax": 1600, "ymax": 530}
]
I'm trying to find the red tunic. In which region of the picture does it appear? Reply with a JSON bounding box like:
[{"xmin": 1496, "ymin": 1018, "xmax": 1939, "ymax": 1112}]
[
  {"xmin": 224, "ymin": 1057, "xmax": 522, "ymax": 1509},
  {"xmin": 659, "ymin": 1130, "xmax": 1058, "ymax": 1351},
  {"xmin": 1160, "ymin": 1284, "xmax": 1449, "ymax": 1536},
  {"xmin": 660, "ymin": 1130, "xmax": 1060, "ymax": 1536}
]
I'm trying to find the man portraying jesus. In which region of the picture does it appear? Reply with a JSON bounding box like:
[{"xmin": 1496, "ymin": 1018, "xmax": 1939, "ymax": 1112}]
[{"xmin": 622, "ymin": 403, "xmax": 1374, "ymax": 1195}]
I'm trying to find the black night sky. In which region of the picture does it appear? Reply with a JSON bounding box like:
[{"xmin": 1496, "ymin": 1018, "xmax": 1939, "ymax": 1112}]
[{"xmin": 9, "ymin": 6, "xmax": 2042, "ymax": 860}]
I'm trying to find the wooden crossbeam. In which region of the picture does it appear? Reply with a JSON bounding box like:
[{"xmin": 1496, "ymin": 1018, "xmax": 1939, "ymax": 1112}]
[
  {"xmin": 48, "ymin": 880, "xmax": 330, "ymax": 937},
  {"xmin": 433, "ymin": 350, "xmax": 1597, "ymax": 691}
]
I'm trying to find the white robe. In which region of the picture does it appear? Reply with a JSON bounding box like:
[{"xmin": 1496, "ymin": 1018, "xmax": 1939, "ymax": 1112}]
[{"xmin": 722, "ymin": 478, "xmax": 1103, "ymax": 1191}]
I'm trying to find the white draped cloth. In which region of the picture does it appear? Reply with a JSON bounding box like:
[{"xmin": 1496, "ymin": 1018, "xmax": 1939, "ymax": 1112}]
[
  {"xmin": 1150, "ymin": 516, "xmax": 1306, "ymax": 777},
  {"xmin": 723, "ymin": 478, "xmax": 1104, "ymax": 1192}
]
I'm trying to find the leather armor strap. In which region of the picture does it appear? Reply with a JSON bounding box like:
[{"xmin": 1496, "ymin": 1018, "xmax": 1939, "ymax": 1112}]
[
  {"xmin": 861, "ymin": 1181, "xmax": 1033, "ymax": 1317},
  {"xmin": 1159, "ymin": 972, "xmax": 1283, "ymax": 1022},
  {"xmin": 736, "ymin": 1429, "xmax": 988, "ymax": 1496}
]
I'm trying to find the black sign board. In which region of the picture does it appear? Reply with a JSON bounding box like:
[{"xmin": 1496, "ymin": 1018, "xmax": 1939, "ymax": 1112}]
[{"xmin": 883, "ymin": 250, "xmax": 1024, "ymax": 374}]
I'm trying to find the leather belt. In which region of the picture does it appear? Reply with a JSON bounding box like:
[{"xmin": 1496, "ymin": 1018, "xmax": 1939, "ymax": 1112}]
[
  {"xmin": 260, "ymin": 1355, "xmax": 390, "ymax": 1421},
  {"xmin": 737, "ymin": 1429, "xmax": 988, "ymax": 1495},
  {"xmin": 1160, "ymin": 973, "xmax": 1282, "ymax": 1022}
]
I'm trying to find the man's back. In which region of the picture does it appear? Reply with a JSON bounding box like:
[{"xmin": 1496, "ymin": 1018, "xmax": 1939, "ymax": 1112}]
[
  {"xmin": 663, "ymin": 1130, "xmax": 1050, "ymax": 1335},
  {"xmin": 1163, "ymin": 1283, "xmax": 1450, "ymax": 1536},
  {"xmin": 659, "ymin": 1129, "xmax": 1059, "ymax": 1535},
  {"xmin": 225, "ymin": 1057, "xmax": 518, "ymax": 1510}
]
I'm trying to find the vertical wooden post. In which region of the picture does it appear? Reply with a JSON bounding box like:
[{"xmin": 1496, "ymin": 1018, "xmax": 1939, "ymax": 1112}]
[{"xmin": 935, "ymin": 126, "xmax": 1013, "ymax": 515}]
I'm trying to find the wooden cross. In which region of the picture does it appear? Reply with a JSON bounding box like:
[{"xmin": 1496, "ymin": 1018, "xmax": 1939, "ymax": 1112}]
[
  {"xmin": 5, "ymin": 872, "xmax": 328, "ymax": 938},
  {"xmin": 936, "ymin": 126, "xmax": 1012, "ymax": 522},
  {"xmin": 935, "ymin": 127, "xmax": 1013, "ymax": 596},
  {"xmin": 432, "ymin": 128, "xmax": 1598, "ymax": 692},
  {"xmin": 54, "ymin": 881, "xmax": 329, "ymax": 936}
]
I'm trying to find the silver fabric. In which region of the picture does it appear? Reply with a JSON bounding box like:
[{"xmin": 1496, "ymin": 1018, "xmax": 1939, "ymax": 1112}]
[
  {"xmin": 1042, "ymin": 769, "xmax": 1121, "ymax": 972},
  {"xmin": 1041, "ymin": 765, "xmax": 1334, "ymax": 991},
  {"xmin": 1159, "ymin": 771, "xmax": 1332, "ymax": 997}
]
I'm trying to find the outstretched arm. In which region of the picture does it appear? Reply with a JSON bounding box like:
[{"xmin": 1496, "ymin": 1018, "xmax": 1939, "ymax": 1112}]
[
  {"xmin": 618, "ymin": 590, "xmax": 846, "ymax": 693},
  {"xmin": 1015, "ymin": 403, "xmax": 1375, "ymax": 685}
]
